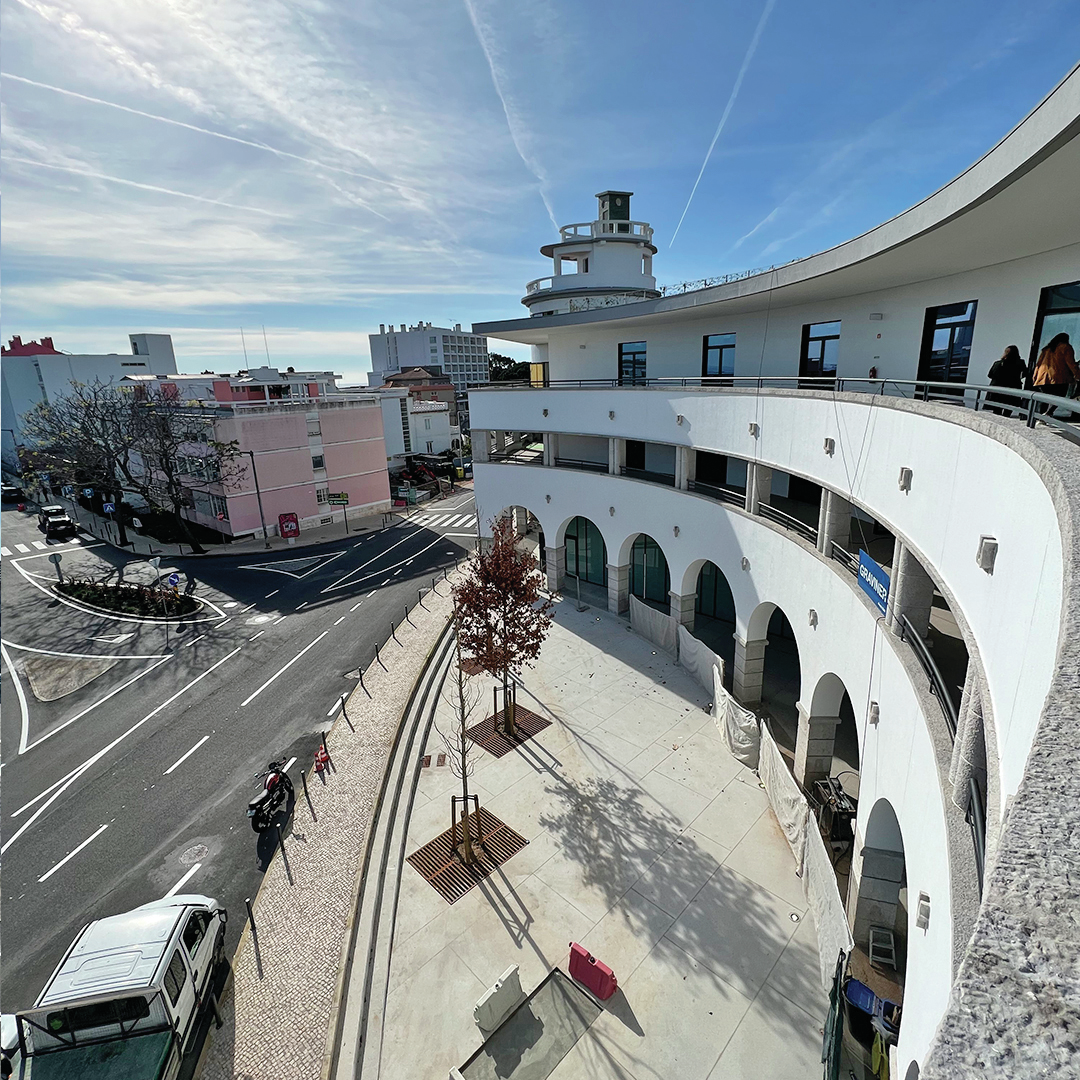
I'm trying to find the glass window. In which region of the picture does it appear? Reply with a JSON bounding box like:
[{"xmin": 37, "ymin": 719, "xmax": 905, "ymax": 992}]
[
  {"xmin": 702, "ymin": 333, "xmax": 736, "ymax": 379},
  {"xmin": 564, "ymin": 516, "xmax": 607, "ymax": 587},
  {"xmin": 629, "ymin": 534, "xmax": 670, "ymax": 607},
  {"xmin": 918, "ymin": 301, "xmax": 977, "ymax": 383},
  {"xmin": 618, "ymin": 341, "xmax": 647, "ymax": 385},
  {"xmin": 163, "ymin": 950, "xmax": 188, "ymax": 1006},
  {"xmin": 1030, "ymin": 280, "xmax": 1080, "ymax": 376},
  {"xmin": 182, "ymin": 911, "xmax": 210, "ymax": 957},
  {"xmin": 312, "ymin": 454, "xmax": 325, "ymax": 470},
  {"xmin": 800, "ymin": 321, "xmax": 842, "ymax": 380},
  {"xmin": 429, "ymin": 336, "xmax": 436, "ymax": 343},
  {"xmin": 316, "ymin": 487, "xmax": 329, "ymax": 504}
]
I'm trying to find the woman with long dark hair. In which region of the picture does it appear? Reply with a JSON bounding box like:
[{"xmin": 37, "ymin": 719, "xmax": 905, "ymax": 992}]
[{"xmin": 986, "ymin": 345, "xmax": 1027, "ymax": 415}]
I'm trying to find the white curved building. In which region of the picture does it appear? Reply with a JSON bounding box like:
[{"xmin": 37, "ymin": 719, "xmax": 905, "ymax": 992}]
[{"xmin": 469, "ymin": 64, "xmax": 1080, "ymax": 1080}]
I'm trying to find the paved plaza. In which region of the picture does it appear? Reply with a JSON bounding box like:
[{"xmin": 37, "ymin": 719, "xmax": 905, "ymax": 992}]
[{"xmin": 383, "ymin": 600, "xmax": 827, "ymax": 1080}]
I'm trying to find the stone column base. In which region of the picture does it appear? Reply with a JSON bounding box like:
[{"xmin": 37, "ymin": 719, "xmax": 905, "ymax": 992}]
[
  {"xmin": 794, "ymin": 702, "xmax": 841, "ymax": 788},
  {"xmin": 669, "ymin": 591, "xmax": 695, "ymax": 630},
  {"xmin": 608, "ymin": 562, "xmax": 630, "ymax": 615},
  {"xmin": 545, "ymin": 544, "xmax": 565, "ymax": 593},
  {"xmin": 733, "ymin": 635, "xmax": 767, "ymax": 705}
]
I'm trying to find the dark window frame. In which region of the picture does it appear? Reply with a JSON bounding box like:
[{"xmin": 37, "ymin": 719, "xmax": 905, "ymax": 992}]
[
  {"xmin": 918, "ymin": 301, "xmax": 978, "ymax": 385},
  {"xmin": 799, "ymin": 321, "xmax": 842, "ymax": 381},
  {"xmin": 1027, "ymin": 280, "xmax": 1080, "ymax": 387},
  {"xmin": 163, "ymin": 950, "xmax": 189, "ymax": 1006},
  {"xmin": 702, "ymin": 333, "xmax": 736, "ymax": 382},
  {"xmin": 618, "ymin": 341, "xmax": 647, "ymax": 386}
]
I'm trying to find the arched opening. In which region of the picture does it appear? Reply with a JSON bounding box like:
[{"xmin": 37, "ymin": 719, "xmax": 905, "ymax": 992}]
[
  {"xmin": 844, "ymin": 798, "xmax": 907, "ymax": 1071},
  {"xmin": 563, "ymin": 515, "xmax": 608, "ymax": 606},
  {"xmin": 692, "ymin": 559, "xmax": 737, "ymax": 678},
  {"xmin": 628, "ymin": 533, "xmax": 670, "ymax": 612},
  {"xmin": 761, "ymin": 605, "xmax": 801, "ymax": 746}
]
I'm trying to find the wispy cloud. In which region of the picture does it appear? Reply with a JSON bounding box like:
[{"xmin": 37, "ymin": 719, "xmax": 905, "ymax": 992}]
[
  {"xmin": 462, "ymin": 0, "xmax": 559, "ymax": 230},
  {"xmin": 669, "ymin": 0, "xmax": 777, "ymax": 247}
]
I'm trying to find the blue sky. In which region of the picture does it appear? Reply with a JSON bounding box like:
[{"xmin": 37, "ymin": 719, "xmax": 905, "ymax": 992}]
[{"xmin": 3, "ymin": 0, "xmax": 1079, "ymax": 382}]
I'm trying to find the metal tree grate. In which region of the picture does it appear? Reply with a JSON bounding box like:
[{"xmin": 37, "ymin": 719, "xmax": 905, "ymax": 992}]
[
  {"xmin": 407, "ymin": 808, "xmax": 529, "ymax": 904},
  {"xmin": 465, "ymin": 707, "xmax": 551, "ymax": 758}
]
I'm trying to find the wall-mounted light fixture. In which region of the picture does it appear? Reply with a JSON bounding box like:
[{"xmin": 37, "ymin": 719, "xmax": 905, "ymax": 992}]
[
  {"xmin": 898, "ymin": 467, "xmax": 913, "ymax": 492},
  {"xmin": 808, "ymin": 608, "xmax": 818, "ymax": 628},
  {"xmin": 542, "ymin": 408, "xmax": 549, "ymax": 417},
  {"xmin": 823, "ymin": 437, "xmax": 835, "ymax": 456},
  {"xmin": 609, "ymin": 411, "xmax": 616, "ymax": 420},
  {"xmin": 579, "ymin": 344, "xmax": 587, "ymax": 349},
  {"xmin": 673, "ymin": 525, "xmax": 680, "ymax": 537},
  {"xmin": 609, "ymin": 506, "xmax": 615, "ymax": 516},
  {"xmin": 868, "ymin": 701, "xmax": 880, "ymax": 726},
  {"xmin": 741, "ymin": 557, "xmax": 750, "ymax": 571},
  {"xmin": 869, "ymin": 313, "xmax": 884, "ymax": 321},
  {"xmin": 545, "ymin": 494, "xmax": 551, "ymax": 503},
  {"xmin": 916, "ymin": 892, "xmax": 931, "ymax": 930},
  {"xmin": 748, "ymin": 422, "xmax": 759, "ymax": 437},
  {"xmin": 976, "ymin": 536, "xmax": 998, "ymax": 574},
  {"xmin": 676, "ymin": 414, "xmax": 684, "ymax": 426}
]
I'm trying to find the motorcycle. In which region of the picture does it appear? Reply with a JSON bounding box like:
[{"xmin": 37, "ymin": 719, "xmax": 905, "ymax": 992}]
[{"xmin": 247, "ymin": 759, "xmax": 294, "ymax": 831}]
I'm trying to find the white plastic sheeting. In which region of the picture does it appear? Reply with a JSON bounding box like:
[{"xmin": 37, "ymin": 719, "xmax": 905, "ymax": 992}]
[
  {"xmin": 712, "ymin": 667, "xmax": 760, "ymax": 769},
  {"xmin": 628, "ymin": 594, "xmax": 678, "ymax": 656},
  {"xmin": 678, "ymin": 624, "xmax": 726, "ymax": 694},
  {"xmin": 758, "ymin": 724, "xmax": 854, "ymax": 992}
]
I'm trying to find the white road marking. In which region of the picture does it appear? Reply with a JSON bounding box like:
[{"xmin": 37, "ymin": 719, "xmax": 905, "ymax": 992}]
[
  {"xmin": 164, "ymin": 734, "xmax": 210, "ymax": 775},
  {"xmin": 443, "ymin": 531, "xmax": 478, "ymax": 537},
  {"xmin": 334, "ymin": 616, "xmax": 346, "ymax": 625},
  {"xmin": 350, "ymin": 602, "xmax": 363, "ymax": 612},
  {"xmin": 183, "ymin": 634, "xmax": 206, "ymax": 648},
  {"xmin": 322, "ymin": 529, "xmax": 424, "ymax": 593},
  {"xmin": 1, "ymin": 642, "xmax": 30, "ymax": 760},
  {"xmin": 272, "ymin": 615, "xmax": 287, "ymax": 625},
  {"xmin": 38, "ymin": 824, "xmax": 109, "ymax": 883},
  {"xmin": 14, "ymin": 544, "xmax": 29, "ymax": 553},
  {"xmin": 0, "ymin": 547, "xmax": 10, "ymax": 557},
  {"xmin": 23, "ymin": 656, "xmax": 173, "ymax": 754},
  {"xmin": 239, "ymin": 603, "xmax": 256, "ymax": 613},
  {"xmin": 89, "ymin": 633, "xmax": 136, "ymax": 645},
  {"xmin": 217, "ymin": 618, "xmax": 231, "ymax": 627},
  {"xmin": 165, "ymin": 862, "xmax": 202, "ymax": 897},
  {"xmin": 221, "ymin": 602, "xmax": 238, "ymax": 608},
  {"xmin": 249, "ymin": 630, "xmax": 265, "ymax": 640},
  {"xmin": 283, "ymin": 756, "xmax": 297, "ymax": 772},
  {"xmin": 296, "ymin": 601, "xmax": 308, "ymax": 609},
  {"xmin": 265, "ymin": 590, "xmax": 279, "ymax": 598},
  {"xmin": 241, "ymin": 632, "xmax": 329, "ymax": 707},
  {"xmin": 327, "ymin": 698, "xmax": 342, "ymax": 716},
  {"xmin": 239, "ymin": 549, "xmax": 347, "ymax": 579},
  {"xmin": 393, "ymin": 569, "xmax": 402, "ymax": 575},
  {"xmin": 367, "ymin": 590, "xmax": 377, "ymax": 597},
  {"xmin": 3, "ymin": 648, "xmax": 242, "ymax": 853},
  {"xmin": 31, "ymin": 540, "xmax": 47, "ymax": 550},
  {"xmin": 381, "ymin": 579, "xmax": 391, "ymax": 586}
]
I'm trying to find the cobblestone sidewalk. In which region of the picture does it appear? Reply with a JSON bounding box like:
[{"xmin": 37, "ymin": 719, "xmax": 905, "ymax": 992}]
[{"xmin": 198, "ymin": 569, "xmax": 462, "ymax": 1080}]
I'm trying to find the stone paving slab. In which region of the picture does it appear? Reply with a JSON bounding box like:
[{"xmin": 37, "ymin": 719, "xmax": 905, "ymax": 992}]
[{"xmin": 197, "ymin": 569, "xmax": 462, "ymax": 1080}]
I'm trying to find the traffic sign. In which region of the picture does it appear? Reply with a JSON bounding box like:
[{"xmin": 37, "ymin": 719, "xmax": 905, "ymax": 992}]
[
  {"xmin": 103, "ymin": 501, "xmax": 116, "ymax": 514},
  {"xmin": 168, "ymin": 572, "xmax": 180, "ymax": 587},
  {"xmin": 132, "ymin": 517, "xmax": 142, "ymax": 529},
  {"xmin": 278, "ymin": 512, "xmax": 300, "ymax": 539},
  {"xmin": 327, "ymin": 493, "xmax": 349, "ymax": 505},
  {"xmin": 61, "ymin": 485, "xmax": 73, "ymax": 496},
  {"xmin": 48, "ymin": 553, "xmax": 63, "ymax": 564},
  {"xmin": 82, "ymin": 488, "xmax": 93, "ymax": 498}
]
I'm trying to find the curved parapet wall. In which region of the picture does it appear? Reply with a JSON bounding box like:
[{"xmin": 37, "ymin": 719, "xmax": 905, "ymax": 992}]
[{"xmin": 469, "ymin": 386, "xmax": 1080, "ymax": 1077}]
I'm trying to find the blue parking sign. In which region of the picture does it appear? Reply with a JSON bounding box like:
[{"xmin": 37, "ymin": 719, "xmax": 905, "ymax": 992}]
[{"xmin": 83, "ymin": 487, "xmax": 93, "ymax": 498}]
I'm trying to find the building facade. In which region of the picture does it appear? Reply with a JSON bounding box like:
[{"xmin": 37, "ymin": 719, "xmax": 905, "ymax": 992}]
[
  {"xmin": 469, "ymin": 66, "xmax": 1080, "ymax": 1080},
  {"xmin": 1, "ymin": 333, "xmax": 178, "ymax": 460},
  {"xmin": 367, "ymin": 322, "xmax": 491, "ymax": 431}
]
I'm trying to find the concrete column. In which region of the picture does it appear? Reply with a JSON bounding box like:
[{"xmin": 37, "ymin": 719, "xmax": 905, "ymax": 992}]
[
  {"xmin": 543, "ymin": 432, "xmax": 558, "ymax": 467},
  {"xmin": 847, "ymin": 842, "xmax": 906, "ymax": 948},
  {"xmin": 745, "ymin": 463, "xmax": 773, "ymax": 514},
  {"xmin": 950, "ymin": 667, "xmax": 986, "ymax": 813},
  {"xmin": 675, "ymin": 446, "xmax": 693, "ymax": 491},
  {"xmin": 494, "ymin": 429, "xmax": 506, "ymax": 453},
  {"xmin": 669, "ymin": 591, "xmax": 695, "ymax": 630},
  {"xmin": 608, "ymin": 437, "xmax": 625, "ymax": 475},
  {"xmin": 816, "ymin": 489, "xmax": 852, "ymax": 555},
  {"xmin": 512, "ymin": 506, "xmax": 528, "ymax": 536},
  {"xmin": 472, "ymin": 430, "xmax": 490, "ymax": 464},
  {"xmin": 794, "ymin": 702, "xmax": 841, "ymax": 788},
  {"xmin": 733, "ymin": 635, "xmax": 768, "ymax": 705},
  {"xmin": 608, "ymin": 562, "xmax": 630, "ymax": 615},
  {"xmin": 545, "ymin": 544, "xmax": 565, "ymax": 593},
  {"xmin": 886, "ymin": 540, "xmax": 935, "ymax": 637}
]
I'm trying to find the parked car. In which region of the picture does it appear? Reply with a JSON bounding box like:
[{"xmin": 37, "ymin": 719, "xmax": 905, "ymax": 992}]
[
  {"xmin": 2, "ymin": 895, "xmax": 226, "ymax": 1080},
  {"xmin": 1, "ymin": 483, "xmax": 25, "ymax": 503},
  {"xmin": 37, "ymin": 505, "xmax": 76, "ymax": 537}
]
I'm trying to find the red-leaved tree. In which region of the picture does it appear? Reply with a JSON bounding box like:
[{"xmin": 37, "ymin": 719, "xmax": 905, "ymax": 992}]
[{"xmin": 453, "ymin": 515, "xmax": 554, "ymax": 737}]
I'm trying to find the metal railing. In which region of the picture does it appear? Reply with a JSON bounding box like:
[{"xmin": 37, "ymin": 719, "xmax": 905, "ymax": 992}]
[
  {"xmin": 968, "ymin": 775, "xmax": 986, "ymax": 893},
  {"xmin": 830, "ymin": 542, "xmax": 860, "ymax": 576},
  {"xmin": 899, "ymin": 614, "xmax": 959, "ymax": 738},
  {"xmin": 687, "ymin": 479, "xmax": 745, "ymax": 507},
  {"xmin": 488, "ymin": 447, "xmax": 543, "ymax": 465},
  {"xmin": 557, "ymin": 219, "xmax": 655, "ymax": 243},
  {"xmin": 619, "ymin": 465, "xmax": 676, "ymax": 486},
  {"xmin": 554, "ymin": 457, "xmax": 609, "ymax": 473},
  {"xmin": 759, "ymin": 504, "xmax": 818, "ymax": 544},
  {"xmin": 471, "ymin": 376, "xmax": 1080, "ymax": 443}
]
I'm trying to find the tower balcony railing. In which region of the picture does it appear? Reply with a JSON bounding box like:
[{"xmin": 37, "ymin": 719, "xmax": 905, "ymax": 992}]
[{"xmin": 558, "ymin": 220, "xmax": 654, "ymax": 243}]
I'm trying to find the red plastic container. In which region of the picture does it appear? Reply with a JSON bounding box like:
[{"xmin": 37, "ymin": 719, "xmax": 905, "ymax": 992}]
[{"xmin": 568, "ymin": 941, "xmax": 618, "ymax": 1000}]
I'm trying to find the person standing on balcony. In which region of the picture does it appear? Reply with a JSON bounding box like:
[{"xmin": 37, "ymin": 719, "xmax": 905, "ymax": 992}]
[
  {"xmin": 986, "ymin": 345, "xmax": 1027, "ymax": 415},
  {"xmin": 1032, "ymin": 332, "xmax": 1079, "ymax": 415}
]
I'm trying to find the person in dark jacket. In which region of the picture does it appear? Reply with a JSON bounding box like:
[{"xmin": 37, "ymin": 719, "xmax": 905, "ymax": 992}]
[{"xmin": 985, "ymin": 345, "xmax": 1027, "ymax": 415}]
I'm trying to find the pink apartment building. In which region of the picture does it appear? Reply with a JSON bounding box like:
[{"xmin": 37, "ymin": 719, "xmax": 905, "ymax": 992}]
[{"xmin": 121, "ymin": 367, "xmax": 391, "ymax": 540}]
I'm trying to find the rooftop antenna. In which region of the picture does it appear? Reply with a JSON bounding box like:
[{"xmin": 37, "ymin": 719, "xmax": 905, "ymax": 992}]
[
  {"xmin": 262, "ymin": 325, "xmax": 272, "ymax": 364},
  {"xmin": 239, "ymin": 328, "xmax": 250, "ymax": 366}
]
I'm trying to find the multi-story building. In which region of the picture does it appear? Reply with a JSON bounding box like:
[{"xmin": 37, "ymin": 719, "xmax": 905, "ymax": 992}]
[
  {"xmin": 1, "ymin": 333, "xmax": 178, "ymax": 459},
  {"xmin": 373, "ymin": 388, "xmax": 454, "ymax": 469},
  {"xmin": 119, "ymin": 369, "xmax": 391, "ymax": 540},
  {"xmin": 469, "ymin": 67, "xmax": 1080, "ymax": 1080},
  {"xmin": 367, "ymin": 322, "xmax": 491, "ymax": 431}
]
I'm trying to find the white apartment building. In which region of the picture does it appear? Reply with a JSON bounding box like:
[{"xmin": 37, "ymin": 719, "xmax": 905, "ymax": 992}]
[
  {"xmin": 469, "ymin": 65, "xmax": 1080, "ymax": 1080},
  {"xmin": 367, "ymin": 322, "xmax": 491, "ymax": 431},
  {"xmin": 1, "ymin": 333, "xmax": 178, "ymax": 459},
  {"xmin": 376, "ymin": 389, "xmax": 454, "ymax": 468}
]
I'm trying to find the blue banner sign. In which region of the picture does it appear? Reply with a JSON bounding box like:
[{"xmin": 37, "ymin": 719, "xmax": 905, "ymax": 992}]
[{"xmin": 858, "ymin": 550, "xmax": 890, "ymax": 616}]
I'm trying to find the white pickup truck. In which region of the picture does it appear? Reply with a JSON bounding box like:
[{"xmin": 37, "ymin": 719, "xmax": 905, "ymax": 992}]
[{"xmin": 2, "ymin": 895, "xmax": 226, "ymax": 1080}]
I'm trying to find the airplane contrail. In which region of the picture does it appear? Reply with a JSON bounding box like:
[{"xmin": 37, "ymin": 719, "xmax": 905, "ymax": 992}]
[{"xmin": 669, "ymin": 0, "xmax": 778, "ymax": 247}]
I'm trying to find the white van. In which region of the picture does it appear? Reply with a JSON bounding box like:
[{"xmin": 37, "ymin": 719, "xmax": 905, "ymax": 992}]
[{"xmin": 3, "ymin": 895, "xmax": 225, "ymax": 1080}]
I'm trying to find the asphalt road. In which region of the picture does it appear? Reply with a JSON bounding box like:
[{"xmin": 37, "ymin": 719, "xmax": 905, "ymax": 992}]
[{"xmin": 0, "ymin": 493, "xmax": 478, "ymax": 1011}]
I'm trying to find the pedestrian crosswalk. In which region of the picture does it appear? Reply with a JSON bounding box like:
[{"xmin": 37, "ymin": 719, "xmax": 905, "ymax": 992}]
[
  {"xmin": 1, "ymin": 535, "xmax": 87, "ymax": 558},
  {"xmin": 414, "ymin": 512, "xmax": 476, "ymax": 530}
]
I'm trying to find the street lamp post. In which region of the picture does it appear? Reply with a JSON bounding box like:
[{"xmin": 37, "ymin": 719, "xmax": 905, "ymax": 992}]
[{"xmin": 247, "ymin": 450, "xmax": 271, "ymax": 549}]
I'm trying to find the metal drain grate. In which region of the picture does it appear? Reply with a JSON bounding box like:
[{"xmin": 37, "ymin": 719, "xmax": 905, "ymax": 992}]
[
  {"xmin": 407, "ymin": 808, "xmax": 529, "ymax": 904},
  {"xmin": 465, "ymin": 707, "xmax": 551, "ymax": 758}
]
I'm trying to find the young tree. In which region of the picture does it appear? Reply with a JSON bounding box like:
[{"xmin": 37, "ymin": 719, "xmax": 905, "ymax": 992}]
[
  {"xmin": 453, "ymin": 515, "xmax": 554, "ymax": 738},
  {"xmin": 434, "ymin": 618, "xmax": 484, "ymax": 863}
]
